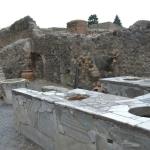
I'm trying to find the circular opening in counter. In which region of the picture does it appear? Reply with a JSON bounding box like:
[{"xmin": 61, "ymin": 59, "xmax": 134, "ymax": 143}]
[
  {"xmin": 66, "ymin": 93, "xmax": 89, "ymax": 101},
  {"xmin": 129, "ymin": 106, "xmax": 150, "ymax": 118}
]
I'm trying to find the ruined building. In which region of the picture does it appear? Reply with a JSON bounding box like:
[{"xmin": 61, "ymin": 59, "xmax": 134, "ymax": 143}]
[
  {"xmin": 0, "ymin": 16, "xmax": 150, "ymax": 89},
  {"xmin": 1, "ymin": 16, "xmax": 150, "ymax": 150}
]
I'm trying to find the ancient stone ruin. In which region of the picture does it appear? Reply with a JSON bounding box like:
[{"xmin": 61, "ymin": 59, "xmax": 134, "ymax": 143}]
[
  {"xmin": 67, "ymin": 20, "xmax": 88, "ymax": 34},
  {"xmin": 1, "ymin": 16, "xmax": 150, "ymax": 150},
  {"xmin": 1, "ymin": 16, "xmax": 150, "ymax": 89}
]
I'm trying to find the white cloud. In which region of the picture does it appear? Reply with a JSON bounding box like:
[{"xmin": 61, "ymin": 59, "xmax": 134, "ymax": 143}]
[{"xmin": 0, "ymin": 0, "xmax": 150, "ymax": 28}]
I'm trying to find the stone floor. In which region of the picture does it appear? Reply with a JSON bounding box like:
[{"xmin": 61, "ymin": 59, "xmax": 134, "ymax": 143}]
[{"xmin": 0, "ymin": 103, "xmax": 43, "ymax": 150}]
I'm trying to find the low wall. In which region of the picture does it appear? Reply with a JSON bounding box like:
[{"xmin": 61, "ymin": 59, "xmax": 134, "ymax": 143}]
[
  {"xmin": 0, "ymin": 78, "xmax": 28, "ymax": 104},
  {"xmin": 12, "ymin": 88, "xmax": 150, "ymax": 150}
]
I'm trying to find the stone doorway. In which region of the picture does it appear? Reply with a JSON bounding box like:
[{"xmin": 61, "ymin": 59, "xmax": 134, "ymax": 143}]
[{"xmin": 30, "ymin": 52, "xmax": 45, "ymax": 79}]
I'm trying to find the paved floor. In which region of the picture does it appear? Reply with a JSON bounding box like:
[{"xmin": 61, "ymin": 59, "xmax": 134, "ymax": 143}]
[{"xmin": 0, "ymin": 103, "xmax": 43, "ymax": 150}]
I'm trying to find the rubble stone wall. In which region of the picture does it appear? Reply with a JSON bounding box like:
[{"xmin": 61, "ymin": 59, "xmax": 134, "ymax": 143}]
[
  {"xmin": 0, "ymin": 38, "xmax": 32, "ymax": 78},
  {"xmin": 67, "ymin": 20, "xmax": 88, "ymax": 34},
  {"xmin": 0, "ymin": 16, "xmax": 35, "ymax": 48},
  {"xmin": 1, "ymin": 17, "xmax": 150, "ymax": 89},
  {"xmin": 32, "ymin": 32, "xmax": 118, "ymax": 88}
]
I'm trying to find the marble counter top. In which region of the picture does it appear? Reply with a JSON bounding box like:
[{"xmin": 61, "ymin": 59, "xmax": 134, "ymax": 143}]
[
  {"xmin": 100, "ymin": 76, "xmax": 150, "ymax": 88},
  {"xmin": 13, "ymin": 88, "xmax": 150, "ymax": 133}
]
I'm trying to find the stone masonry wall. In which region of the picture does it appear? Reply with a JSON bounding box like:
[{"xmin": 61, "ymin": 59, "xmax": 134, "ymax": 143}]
[
  {"xmin": 1, "ymin": 17, "xmax": 150, "ymax": 89},
  {"xmin": 33, "ymin": 27, "xmax": 150, "ymax": 89},
  {"xmin": 67, "ymin": 20, "xmax": 88, "ymax": 34},
  {"xmin": 0, "ymin": 16, "xmax": 37, "ymax": 79},
  {"xmin": 115, "ymin": 27, "xmax": 150, "ymax": 76},
  {"xmin": 0, "ymin": 16, "xmax": 35, "ymax": 49},
  {"xmin": 0, "ymin": 38, "xmax": 32, "ymax": 78},
  {"xmin": 32, "ymin": 32, "xmax": 116, "ymax": 88}
]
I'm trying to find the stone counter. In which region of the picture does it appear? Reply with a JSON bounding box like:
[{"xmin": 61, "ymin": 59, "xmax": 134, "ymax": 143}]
[
  {"xmin": 100, "ymin": 76, "xmax": 150, "ymax": 98},
  {"xmin": 12, "ymin": 88, "xmax": 150, "ymax": 150}
]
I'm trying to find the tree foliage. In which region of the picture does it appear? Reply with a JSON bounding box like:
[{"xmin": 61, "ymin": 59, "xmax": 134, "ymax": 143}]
[
  {"xmin": 113, "ymin": 15, "xmax": 122, "ymax": 27},
  {"xmin": 88, "ymin": 14, "xmax": 99, "ymax": 26}
]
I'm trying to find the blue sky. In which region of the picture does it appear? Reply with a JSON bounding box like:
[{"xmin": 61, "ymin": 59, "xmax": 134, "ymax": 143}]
[{"xmin": 0, "ymin": 0, "xmax": 150, "ymax": 28}]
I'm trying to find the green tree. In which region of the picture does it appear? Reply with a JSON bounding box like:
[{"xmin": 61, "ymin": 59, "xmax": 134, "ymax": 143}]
[
  {"xmin": 88, "ymin": 14, "xmax": 99, "ymax": 26},
  {"xmin": 113, "ymin": 15, "xmax": 122, "ymax": 27}
]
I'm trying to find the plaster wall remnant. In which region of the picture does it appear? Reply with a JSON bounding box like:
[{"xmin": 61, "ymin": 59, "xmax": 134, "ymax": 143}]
[{"xmin": 67, "ymin": 20, "xmax": 88, "ymax": 34}]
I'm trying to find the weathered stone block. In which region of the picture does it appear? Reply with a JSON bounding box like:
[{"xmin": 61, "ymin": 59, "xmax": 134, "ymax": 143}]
[{"xmin": 0, "ymin": 78, "xmax": 28, "ymax": 104}]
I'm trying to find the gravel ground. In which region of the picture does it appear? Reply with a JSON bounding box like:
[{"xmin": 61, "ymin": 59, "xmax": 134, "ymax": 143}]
[{"xmin": 0, "ymin": 104, "xmax": 43, "ymax": 150}]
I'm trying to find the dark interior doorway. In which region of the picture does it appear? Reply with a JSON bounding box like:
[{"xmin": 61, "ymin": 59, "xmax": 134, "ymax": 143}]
[{"xmin": 30, "ymin": 52, "xmax": 44, "ymax": 79}]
